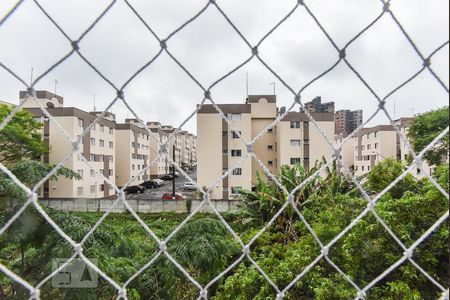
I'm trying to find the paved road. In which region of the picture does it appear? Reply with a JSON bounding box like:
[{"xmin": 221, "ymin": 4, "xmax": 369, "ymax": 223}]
[{"xmin": 127, "ymin": 170, "xmax": 198, "ymax": 200}]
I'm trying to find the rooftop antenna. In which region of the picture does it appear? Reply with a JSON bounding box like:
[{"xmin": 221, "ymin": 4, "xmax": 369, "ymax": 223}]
[
  {"xmin": 93, "ymin": 94, "xmax": 96, "ymax": 111},
  {"xmin": 393, "ymin": 99, "xmax": 396, "ymax": 119},
  {"xmin": 246, "ymin": 72, "xmax": 249, "ymax": 102},
  {"xmin": 270, "ymin": 82, "xmax": 276, "ymax": 95},
  {"xmin": 30, "ymin": 67, "xmax": 34, "ymax": 86},
  {"xmin": 54, "ymin": 79, "xmax": 58, "ymax": 95}
]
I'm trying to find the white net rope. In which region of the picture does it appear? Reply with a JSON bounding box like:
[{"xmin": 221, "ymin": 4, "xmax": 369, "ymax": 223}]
[{"xmin": 0, "ymin": 0, "xmax": 448, "ymax": 299}]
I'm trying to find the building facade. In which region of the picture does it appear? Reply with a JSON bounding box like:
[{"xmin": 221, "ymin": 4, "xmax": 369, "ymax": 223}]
[
  {"xmin": 197, "ymin": 95, "xmax": 335, "ymax": 199},
  {"xmin": 22, "ymin": 91, "xmax": 117, "ymax": 199},
  {"xmin": 303, "ymin": 96, "xmax": 335, "ymax": 113},
  {"xmin": 115, "ymin": 119, "xmax": 151, "ymax": 187},
  {"xmin": 20, "ymin": 90, "xmax": 196, "ymax": 198},
  {"xmin": 335, "ymin": 109, "xmax": 363, "ymax": 136}
]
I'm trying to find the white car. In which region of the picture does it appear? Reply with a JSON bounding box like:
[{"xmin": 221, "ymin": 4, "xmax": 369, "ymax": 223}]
[
  {"xmin": 153, "ymin": 179, "xmax": 165, "ymax": 187},
  {"xmin": 183, "ymin": 182, "xmax": 197, "ymax": 191}
]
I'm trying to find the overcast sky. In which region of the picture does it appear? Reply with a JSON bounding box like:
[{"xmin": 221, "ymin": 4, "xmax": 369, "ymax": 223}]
[{"xmin": 0, "ymin": 0, "xmax": 448, "ymax": 134}]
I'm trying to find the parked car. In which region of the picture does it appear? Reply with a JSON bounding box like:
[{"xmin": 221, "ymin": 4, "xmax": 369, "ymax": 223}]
[
  {"xmin": 162, "ymin": 192, "xmax": 186, "ymax": 200},
  {"xmin": 160, "ymin": 175, "xmax": 174, "ymax": 181},
  {"xmin": 140, "ymin": 180, "xmax": 157, "ymax": 189},
  {"xmin": 124, "ymin": 185, "xmax": 145, "ymax": 194},
  {"xmin": 183, "ymin": 182, "xmax": 197, "ymax": 191},
  {"xmin": 152, "ymin": 179, "xmax": 165, "ymax": 187}
]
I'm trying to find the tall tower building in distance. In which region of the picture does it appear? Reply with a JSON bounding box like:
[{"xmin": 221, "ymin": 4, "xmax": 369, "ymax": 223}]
[{"xmin": 335, "ymin": 109, "xmax": 363, "ymax": 136}]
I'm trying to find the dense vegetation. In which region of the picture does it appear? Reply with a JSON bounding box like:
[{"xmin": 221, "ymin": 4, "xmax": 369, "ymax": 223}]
[
  {"xmin": 0, "ymin": 159, "xmax": 447, "ymax": 299},
  {"xmin": 0, "ymin": 107, "xmax": 448, "ymax": 299}
]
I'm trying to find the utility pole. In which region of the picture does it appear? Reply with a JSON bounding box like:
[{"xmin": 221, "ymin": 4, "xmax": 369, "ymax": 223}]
[{"xmin": 172, "ymin": 144, "xmax": 176, "ymax": 199}]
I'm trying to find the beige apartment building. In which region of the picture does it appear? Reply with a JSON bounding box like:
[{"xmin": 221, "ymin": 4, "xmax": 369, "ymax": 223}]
[
  {"xmin": 115, "ymin": 119, "xmax": 151, "ymax": 187},
  {"xmin": 147, "ymin": 123, "xmax": 197, "ymax": 178},
  {"xmin": 353, "ymin": 125, "xmax": 398, "ymax": 177},
  {"xmin": 22, "ymin": 91, "xmax": 117, "ymax": 198},
  {"xmin": 197, "ymin": 95, "xmax": 335, "ymax": 199},
  {"xmin": 19, "ymin": 90, "xmax": 196, "ymax": 198}
]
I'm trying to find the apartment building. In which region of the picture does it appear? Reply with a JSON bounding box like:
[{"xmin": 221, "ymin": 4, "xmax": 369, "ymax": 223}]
[
  {"xmin": 335, "ymin": 133, "xmax": 355, "ymax": 170},
  {"xmin": 21, "ymin": 91, "xmax": 117, "ymax": 198},
  {"xmin": 303, "ymin": 96, "xmax": 335, "ymax": 113},
  {"xmin": 115, "ymin": 119, "xmax": 151, "ymax": 187},
  {"xmin": 147, "ymin": 122, "xmax": 167, "ymax": 178},
  {"xmin": 395, "ymin": 118, "xmax": 434, "ymax": 178},
  {"xmin": 335, "ymin": 109, "xmax": 363, "ymax": 136},
  {"xmin": 197, "ymin": 95, "xmax": 335, "ymax": 199},
  {"xmin": 353, "ymin": 125, "xmax": 398, "ymax": 177}
]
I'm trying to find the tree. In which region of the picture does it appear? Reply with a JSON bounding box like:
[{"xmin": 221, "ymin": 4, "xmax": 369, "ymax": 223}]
[
  {"xmin": 0, "ymin": 104, "xmax": 48, "ymax": 165},
  {"xmin": 366, "ymin": 158, "xmax": 419, "ymax": 199},
  {"xmin": 407, "ymin": 106, "xmax": 449, "ymax": 166}
]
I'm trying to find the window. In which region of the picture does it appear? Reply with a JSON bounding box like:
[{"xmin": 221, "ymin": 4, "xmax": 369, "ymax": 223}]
[
  {"xmin": 267, "ymin": 145, "xmax": 274, "ymax": 150},
  {"xmin": 109, "ymin": 156, "xmax": 113, "ymax": 162},
  {"xmin": 77, "ymin": 187, "xmax": 84, "ymax": 196},
  {"xmin": 268, "ymin": 161, "xmax": 274, "ymax": 166},
  {"xmin": 404, "ymin": 154, "xmax": 408, "ymax": 160},
  {"xmin": 375, "ymin": 143, "xmax": 379, "ymax": 149},
  {"xmin": 367, "ymin": 133, "xmax": 370, "ymax": 139},
  {"xmin": 138, "ymin": 165, "xmax": 141, "ymax": 170},
  {"xmin": 90, "ymin": 154, "xmax": 95, "ymax": 162},
  {"xmin": 232, "ymin": 168, "xmax": 242, "ymax": 175},
  {"xmin": 132, "ymin": 165, "xmax": 135, "ymax": 170},
  {"xmin": 132, "ymin": 142, "xmax": 135, "ymax": 148},
  {"xmin": 304, "ymin": 139, "xmax": 310, "ymax": 145},
  {"xmin": 109, "ymin": 141, "xmax": 114, "ymax": 149},
  {"xmin": 232, "ymin": 131, "xmax": 241, "ymax": 139},
  {"xmin": 100, "ymin": 184, "xmax": 105, "ymax": 192},
  {"xmin": 90, "ymin": 138, "xmax": 95, "ymax": 146},
  {"xmin": 78, "ymin": 118, "xmax": 84, "ymax": 127},
  {"xmin": 290, "ymin": 121, "xmax": 300, "ymax": 128},
  {"xmin": 362, "ymin": 166, "xmax": 365, "ymax": 171},
  {"xmin": 361, "ymin": 145, "xmax": 365, "ymax": 151},
  {"xmin": 374, "ymin": 131, "xmax": 377, "ymax": 138},
  {"xmin": 77, "ymin": 170, "xmax": 84, "ymax": 177},
  {"xmin": 100, "ymin": 125, "xmax": 105, "ymax": 132},
  {"xmin": 290, "ymin": 158, "xmax": 301, "ymax": 165},
  {"xmin": 367, "ymin": 144, "xmax": 371, "ymax": 150},
  {"xmin": 268, "ymin": 128, "xmax": 273, "ymax": 133},
  {"xmin": 90, "ymin": 169, "xmax": 95, "ymax": 177},
  {"xmin": 109, "ymin": 128, "xmax": 114, "ymax": 135},
  {"xmin": 290, "ymin": 140, "xmax": 301, "ymax": 147},
  {"xmin": 99, "ymin": 140, "xmax": 105, "ymax": 147},
  {"xmin": 99, "ymin": 169, "xmax": 104, "ymax": 175},
  {"xmin": 90, "ymin": 185, "xmax": 96, "ymax": 193},
  {"xmin": 231, "ymin": 113, "xmax": 241, "ymax": 121},
  {"xmin": 99, "ymin": 155, "xmax": 104, "ymax": 162},
  {"xmin": 231, "ymin": 150, "xmax": 242, "ymax": 157},
  {"xmin": 231, "ymin": 187, "xmax": 242, "ymax": 194}
]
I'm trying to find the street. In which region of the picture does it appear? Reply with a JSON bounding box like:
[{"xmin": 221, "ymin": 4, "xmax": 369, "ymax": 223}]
[{"xmin": 126, "ymin": 170, "xmax": 198, "ymax": 200}]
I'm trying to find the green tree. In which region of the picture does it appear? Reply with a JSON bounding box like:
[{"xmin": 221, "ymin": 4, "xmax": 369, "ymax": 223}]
[
  {"xmin": 407, "ymin": 106, "xmax": 449, "ymax": 165},
  {"xmin": 0, "ymin": 104, "xmax": 48, "ymax": 165},
  {"xmin": 366, "ymin": 158, "xmax": 419, "ymax": 199}
]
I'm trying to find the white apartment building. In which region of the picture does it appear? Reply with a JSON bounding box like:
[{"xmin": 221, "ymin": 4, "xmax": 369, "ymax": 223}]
[
  {"xmin": 353, "ymin": 125, "xmax": 398, "ymax": 177},
  {"xmin": 197, "ymin": 95, "xmax": 335, "ymax": 199},
  {"xmin": 115, "ymin": 119, "xmax": 151, "ymax": 187},
  {"xmin": 22, "ymin": 91, "xmax": 117, "ymax": 198}
]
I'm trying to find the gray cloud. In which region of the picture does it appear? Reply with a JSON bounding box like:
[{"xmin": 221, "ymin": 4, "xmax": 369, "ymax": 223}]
[{"xmin": 0, "ymin": 0, "xmax": 448, "ymax": 134}]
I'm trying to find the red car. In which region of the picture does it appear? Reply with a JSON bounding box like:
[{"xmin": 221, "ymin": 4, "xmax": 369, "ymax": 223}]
[{"xmin": 162, "ymin": 192, "xmax": 186, "ymax": 200}]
